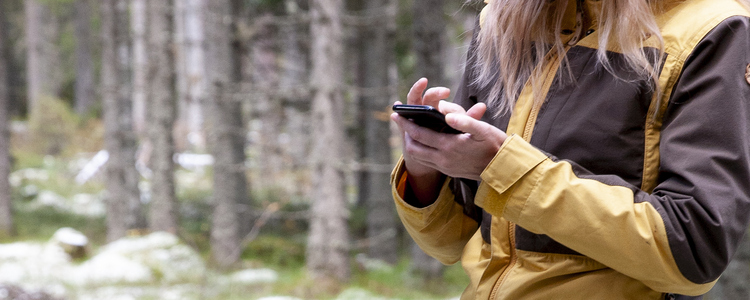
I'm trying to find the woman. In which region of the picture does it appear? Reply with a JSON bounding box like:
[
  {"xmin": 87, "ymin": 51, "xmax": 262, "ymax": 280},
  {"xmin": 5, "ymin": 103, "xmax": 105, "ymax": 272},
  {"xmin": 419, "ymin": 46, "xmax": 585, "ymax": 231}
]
[{"xmin": 390, "ymin": 0, "xmax": 750, "ymax": 299}]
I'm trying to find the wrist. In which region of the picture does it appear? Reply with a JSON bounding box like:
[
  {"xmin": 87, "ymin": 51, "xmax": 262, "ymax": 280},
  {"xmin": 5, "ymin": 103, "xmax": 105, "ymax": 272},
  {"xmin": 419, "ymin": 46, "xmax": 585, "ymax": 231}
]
[{"xmin": 405, "ymin": 168, "xmax": 445, "ymax": 207}]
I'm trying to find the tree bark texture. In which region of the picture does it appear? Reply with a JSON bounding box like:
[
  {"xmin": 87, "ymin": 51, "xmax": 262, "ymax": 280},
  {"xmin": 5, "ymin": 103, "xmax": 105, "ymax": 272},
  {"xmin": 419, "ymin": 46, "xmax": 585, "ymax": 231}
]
[
  {"xmin": 131, "ymin": 0, "xmax": 148, "ymax": 136},
  {"xmin": 204, "ymin": 0, "xmax": 248, "ymax": 269},
  {"xmin": 251, "ymin": 14, "xmax": 283, "ymax": 192},
  {"xmin": 0, "ymin": 9, "xmax": 15, "ymax": 237},
  {"xmin": 278, "ymin": 0, "xmax": 311, "ymax": 196},
  {"xmin": 412, "ymin": 0, "xmax": 447, "ymax": 87},
  {"xmin": 183, "ymin": 0, "xmax": 206, "ymax": 149},
  {"xmin": 101, "ymin": 0, "xmax": 144, "ymax": 242},
  {"xmin": 307, "ymin": 0, "xmax": 351, "ymax": 281},
  {"xmin": 73, "ymin": 0, "xmax": 95, "ymax": 116},
  {"xmin": 146, "ymin": 0, "xmax": 178, "ymax": 234},
  {"xmin": 409, "ymin": 0, "xmax": 447, "ymax": 278},
  {"xmin": 356, "ymin": 0, "xmax": 399, "ymax": 264},
  {"xmin": 24, "ymin": 0, "xmax": 62, "ymax": 115},
  {"xmin": 174, "ymin": 0, "xmax": 206, "ymax": 150}
]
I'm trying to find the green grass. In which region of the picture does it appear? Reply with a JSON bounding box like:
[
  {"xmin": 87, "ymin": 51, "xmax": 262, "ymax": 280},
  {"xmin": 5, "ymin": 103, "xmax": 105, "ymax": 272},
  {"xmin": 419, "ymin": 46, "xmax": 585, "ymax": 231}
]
[
  {"xmin": 348, "ymin": 259, "xmax": 467, "ymax": 300},
  {"xmin": 3, "ymin": 205, "xmax": 106, "ymax": 244}
]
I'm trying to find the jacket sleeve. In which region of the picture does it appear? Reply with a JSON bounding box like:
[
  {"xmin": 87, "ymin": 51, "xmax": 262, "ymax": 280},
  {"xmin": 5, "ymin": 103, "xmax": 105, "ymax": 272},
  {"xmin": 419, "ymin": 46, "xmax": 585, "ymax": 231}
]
[
  {"xmin": 474, "ymin": 16, "xmax": 750, "ymax": 296},
  {"xmin": 391, "ymin": 158, "xmax": 479, "ymax": 265}
]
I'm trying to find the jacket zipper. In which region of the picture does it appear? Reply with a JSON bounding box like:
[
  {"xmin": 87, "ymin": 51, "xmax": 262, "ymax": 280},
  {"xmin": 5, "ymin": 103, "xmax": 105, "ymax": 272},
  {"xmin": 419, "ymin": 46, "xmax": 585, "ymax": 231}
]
[
  {"xmin": 488, "ymin": 34, "xmax": 574, "ymax": 300},
  {"xmin": 489, "ymin": 222, "xmax": 517, "ymax": 299}
]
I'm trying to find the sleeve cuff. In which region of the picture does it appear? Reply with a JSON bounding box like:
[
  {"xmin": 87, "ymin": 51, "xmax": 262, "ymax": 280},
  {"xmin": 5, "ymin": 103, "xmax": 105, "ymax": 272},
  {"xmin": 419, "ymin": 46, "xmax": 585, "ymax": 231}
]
[
  {"xmin": 391, "ymin": 156, "xmax": 456, "ymax": 226},
  {"xmin": 477, "ymin": 134, "xmax": 549, "ymax": 218}
]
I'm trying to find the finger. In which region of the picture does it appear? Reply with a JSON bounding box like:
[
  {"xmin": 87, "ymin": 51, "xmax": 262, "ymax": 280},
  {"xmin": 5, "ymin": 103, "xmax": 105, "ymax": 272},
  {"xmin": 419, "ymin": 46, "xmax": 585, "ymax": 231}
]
[
  {"xmin": 407, "ymin": 78, "xmax": 429, "ymax": 105},
  {"xmin": 466, "ymin": 102, "xmax": 487, "ymax": 120},
  {"xmin": 402, "ymin": 133, "xmax": 441, "ymax": 168},
  {"xmin": 445, "ymin": 113, "xmax": 498, "ymax": 141},
  {"xmin": 422, "ymin": 87, "xmax": 451, "ymax": 108},
  {"xmin": 391, "ymin": 113, "xmax": 407, "ymax": 136},
  {"xmin": 393, "ymin": 114, "xmax": 445, "ymax": 149},
  {"xmin": 437, "ymin": 100, "xmax": 467, "ymax": 115}
]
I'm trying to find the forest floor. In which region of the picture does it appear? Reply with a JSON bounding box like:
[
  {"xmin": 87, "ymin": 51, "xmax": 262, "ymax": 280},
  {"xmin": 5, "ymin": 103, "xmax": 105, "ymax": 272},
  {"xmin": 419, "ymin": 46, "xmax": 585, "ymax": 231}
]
[{"xmin": 0, "ymin": 150, "xmax": 468, "ymax": 300}]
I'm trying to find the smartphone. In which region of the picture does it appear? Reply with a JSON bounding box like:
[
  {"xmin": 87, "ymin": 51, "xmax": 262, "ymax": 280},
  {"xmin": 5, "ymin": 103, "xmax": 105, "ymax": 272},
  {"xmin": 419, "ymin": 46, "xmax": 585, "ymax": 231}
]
[{"xmin": 392, "ymin": 104, "xmax": 462, "ymax": 134}]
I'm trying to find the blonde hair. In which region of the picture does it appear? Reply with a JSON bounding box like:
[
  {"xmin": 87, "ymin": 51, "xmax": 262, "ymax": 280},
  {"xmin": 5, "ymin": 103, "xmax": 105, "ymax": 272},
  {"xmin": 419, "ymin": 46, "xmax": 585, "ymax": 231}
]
[{"xmin": 474, "ymin": 0, "xmax": 666, "ymax": 116}]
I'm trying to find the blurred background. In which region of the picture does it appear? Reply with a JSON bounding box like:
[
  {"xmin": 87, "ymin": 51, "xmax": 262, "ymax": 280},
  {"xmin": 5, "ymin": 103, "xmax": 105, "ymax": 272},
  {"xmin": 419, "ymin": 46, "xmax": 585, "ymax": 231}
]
[{"xmin": 0, "ymin": 0, "xmax": 747, "ymax": 299}]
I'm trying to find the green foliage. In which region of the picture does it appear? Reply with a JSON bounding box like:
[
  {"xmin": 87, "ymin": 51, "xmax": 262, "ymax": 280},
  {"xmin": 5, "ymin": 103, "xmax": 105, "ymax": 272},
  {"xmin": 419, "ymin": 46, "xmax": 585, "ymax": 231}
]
[
  {"xmin": 13, "ymin": 96, "xmax": 103, "ymax": 167},
  {"xmin": 26, "ymin": 96, "xmax": 80, "ymax": 156},
  {"xmin": 349, "ymin": 258, "xmax": 468, "ymax": 299},
  {"xmin": 248, "ymin": 0, "xmax": 286, "ymax": 14},
  {"xmin": 5, "ymin": 205, "xmax": 106, "ymax": 244},
  {"xmin": 243, "ymin": 235, "xmax": 306, "ymax": 268}
]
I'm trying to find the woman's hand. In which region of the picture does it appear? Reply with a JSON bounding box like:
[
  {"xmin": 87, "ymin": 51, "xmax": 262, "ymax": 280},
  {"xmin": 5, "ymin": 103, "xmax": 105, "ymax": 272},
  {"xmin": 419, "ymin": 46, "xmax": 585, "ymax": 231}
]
[
  {"xmin": 391, "ymin": 78, "xmax": 508, "ymax": 205},
  {"xmin": 394, "ymin": 78, "xmax": 451, "ymax": 178},
  {"xmin": 394, "ymin": 99, "xmax": 507, "ymax": 181}
]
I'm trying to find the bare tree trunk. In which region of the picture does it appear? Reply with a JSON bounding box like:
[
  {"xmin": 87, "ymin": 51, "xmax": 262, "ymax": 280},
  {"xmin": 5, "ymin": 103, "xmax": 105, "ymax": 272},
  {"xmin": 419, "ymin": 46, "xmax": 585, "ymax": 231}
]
[
  {"xmin": 355, "ymin": 0, "xmax": 399, "ymax": 264},
  {"xmin": 307, "ymin": 0, "xmax": 351, "ymax": 282},
  {"xmin": 101, "ymin": 0, "xmax": 144, "ymax": 242},
  {"xmin": 24, "ymin": 0, "xmax": 61, "ymax": 116},
  {"xmin": 1, "ymin": 1, "xmax": 23, "ymax": 117},
  {"xmin": 204, "ymin": 0, "xmax": 248, "ymax": 269},
  {"xmin": 131, "ymin": 0, "xmax": 148, "ymax": 136},
  {"xmin": 279, "ymin": 0, "xmax": 311, "ymax": 197},
  {"xmin": 409, "ymin": 0, "xmax": 447, "ymax": 278},
  {"xmin": 250, "ymin": 13, "xmax": 285, "ymax": 193},
  {"xmin": 412, "ymin": 0, "xmax": 448, "ymax": 87},
  {"xmin": 146, "ymin": 0, "xmax": 178, "ymax": 234},
  {"xmin": 73, "ymin": 0, "xmax": 95, "ymax": 116},
  {"xmin": 175, "ymin": 0, "xmax": 206, "ymax": 150},
  {"xmin": 0, "ymin": 9, "xmax": 15, "ymax": 237}
]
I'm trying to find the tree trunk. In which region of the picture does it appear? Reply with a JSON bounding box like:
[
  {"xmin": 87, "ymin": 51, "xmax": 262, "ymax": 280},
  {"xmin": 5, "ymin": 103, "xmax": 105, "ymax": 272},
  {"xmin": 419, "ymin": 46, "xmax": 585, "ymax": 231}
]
[
  {"xmin": 307, "ymin": 0, "xmax": 351, "ymax": 282},
  {"xmin": 146, "ymin": 0, "xmax": 178, "ymax": 234},
  {"xmin": 204, "ymin": 0, "xmax": 248, "ymax": 269},
  {"xmin": 1, "ymin": 1, "xmax": 23, "ymax": 117},
  {"xmin": 279, "ymin": 0, "xmax": 310, "ymax": 196},
  {"xmin": 175, "ymin": 0, "xmax": 206, "ymax": 150},
  {"xmin": 409, "ymin": 0, "xmax": 447, "ymax": 278},
  {"xmin": 73, "ymin": 0, "xmax": 95, "ymax": 116},
  {"xmin": 131, "ymin": 0, "xmax": 148, "ymax": 136},
  {"xmin": 24, "ymin": 0, "xmax": 61, "ymax": 116},
  {"xmin": 251, "ymin": 14, "xmax": 283, "ymax": 193},
  {"xmin": 355, "ymin": 0, "xmax": 399, "ymax": 264},
  {"xmin": 412, "ymin": 0, "xmax": 447, "ymax": 87},
  {"xmin": 0, "ymin": 8, "xmax": 15, "ymax": 237},
  {"xmin": 101, "ymin": 0, "xmax": 144, "ymax": 242}
]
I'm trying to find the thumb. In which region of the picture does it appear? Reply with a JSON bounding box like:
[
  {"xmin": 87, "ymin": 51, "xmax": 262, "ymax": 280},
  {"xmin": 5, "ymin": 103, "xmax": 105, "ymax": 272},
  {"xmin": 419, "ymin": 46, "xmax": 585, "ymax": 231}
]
[{"xmin": 445, "ymin": 113, "xmax": 494, "ymax": 140}]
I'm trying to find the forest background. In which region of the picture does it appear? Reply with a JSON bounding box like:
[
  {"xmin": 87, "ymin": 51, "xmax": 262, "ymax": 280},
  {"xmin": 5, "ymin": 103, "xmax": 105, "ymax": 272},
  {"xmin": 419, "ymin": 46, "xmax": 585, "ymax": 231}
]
[{"xmin": 0, "ymin": 0, "xmax": 747, "ymax": 299}]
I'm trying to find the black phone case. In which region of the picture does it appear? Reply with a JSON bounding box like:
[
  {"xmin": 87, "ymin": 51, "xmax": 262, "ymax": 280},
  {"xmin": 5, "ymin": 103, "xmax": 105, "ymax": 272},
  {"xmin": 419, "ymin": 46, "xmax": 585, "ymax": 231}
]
[{"xmin": 392, "ymin": 104, "xmax": 462, "ymax": 134}]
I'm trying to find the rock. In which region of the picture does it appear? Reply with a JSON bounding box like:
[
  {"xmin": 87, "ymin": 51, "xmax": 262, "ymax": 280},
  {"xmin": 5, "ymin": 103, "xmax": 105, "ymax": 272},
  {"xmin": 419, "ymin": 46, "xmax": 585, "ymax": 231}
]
[
  {"xmin": 66, "ymin": 231, "xmax": 206, "ymax": 287},
  {"xmin": 0, "ymin": 231, "xmax": 207, "ymax": 297},
  {"xmin": 66, "ymin": 251, "xmax": 154, "ymax": 286},
  {"xmin": 334, "ymin": 288, "xmax": 392, "ymax": 300},
  {"xmin": 49, "ymin": 227, "xmax": 88, "ymax": 259},
  {"xmin": 229, "ymin": 268, "xmax": 279, "ymax": 285},
  {"xmin": 0, "ymin": 284, "xmax": 63, "ymax": 300},
  {"xmin": 0, "ymin": 241, "xmax": 70, "ymax": 285}
]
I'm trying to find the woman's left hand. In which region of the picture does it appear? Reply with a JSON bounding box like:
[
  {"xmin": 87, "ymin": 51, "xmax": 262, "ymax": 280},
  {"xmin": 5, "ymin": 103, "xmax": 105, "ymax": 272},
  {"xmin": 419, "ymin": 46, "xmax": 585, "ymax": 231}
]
[{"xmin": 393, "ymin": 100, "xmax": 509, "ymax": 181}]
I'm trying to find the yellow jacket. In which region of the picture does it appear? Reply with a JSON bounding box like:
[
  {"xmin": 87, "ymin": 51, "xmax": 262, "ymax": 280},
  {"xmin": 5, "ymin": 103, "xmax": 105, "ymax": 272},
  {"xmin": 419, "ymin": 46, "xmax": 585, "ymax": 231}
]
[{"xmin": 392, "ymin": 0, "xmax": 750, "ymax": 299}]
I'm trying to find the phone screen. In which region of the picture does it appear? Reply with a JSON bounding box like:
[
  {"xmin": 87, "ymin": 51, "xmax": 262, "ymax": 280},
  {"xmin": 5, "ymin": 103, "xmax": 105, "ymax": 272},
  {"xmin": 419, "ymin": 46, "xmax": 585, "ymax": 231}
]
[{"xmin": 392, "ymin": 104, "xmax": 462, "ymax": 134}]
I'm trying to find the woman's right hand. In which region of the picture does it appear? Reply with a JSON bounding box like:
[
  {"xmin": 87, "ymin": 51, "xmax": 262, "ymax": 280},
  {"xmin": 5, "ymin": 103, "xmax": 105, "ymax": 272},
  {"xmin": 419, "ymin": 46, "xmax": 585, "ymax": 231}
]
[
  {"xmin": 398, "ymin": 78, "xmax": 451, "ymax": 177},
  {"xmin": 391, "ymin": 78, "xmax": 451, "ymax": 206}
]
